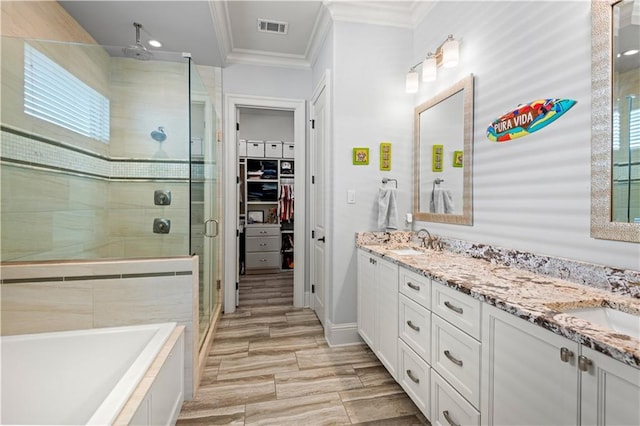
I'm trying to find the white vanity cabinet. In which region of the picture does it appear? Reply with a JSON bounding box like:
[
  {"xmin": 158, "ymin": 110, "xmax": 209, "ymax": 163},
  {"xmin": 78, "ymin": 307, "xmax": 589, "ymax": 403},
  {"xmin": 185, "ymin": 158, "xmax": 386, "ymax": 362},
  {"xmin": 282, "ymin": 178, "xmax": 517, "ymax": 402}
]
[
  {"xmin": 580, "ymin": 346, "xmax": 640, "ymax": 425},
  {"xmin": 356, "ymin": 249, "xmax": 399, "ymax": 379},
  {"xmin": 481, "ymin": 304, "xmax": 577, "ymax": 425},
  {"xmin": 482, "ymin": 303, "xmax": 640, "ymax": 426}
]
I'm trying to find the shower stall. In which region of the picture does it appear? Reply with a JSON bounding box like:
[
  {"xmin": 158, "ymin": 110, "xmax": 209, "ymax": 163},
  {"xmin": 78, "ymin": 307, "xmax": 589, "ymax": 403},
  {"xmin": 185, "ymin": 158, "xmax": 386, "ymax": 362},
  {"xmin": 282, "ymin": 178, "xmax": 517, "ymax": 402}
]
[
  {"xmin": 0, "ymin": 36, "xmax": 221, "ymax": 350},
  {"xmin": 612, "ymin": 95, "xmax": 640, "ymax": 223}
]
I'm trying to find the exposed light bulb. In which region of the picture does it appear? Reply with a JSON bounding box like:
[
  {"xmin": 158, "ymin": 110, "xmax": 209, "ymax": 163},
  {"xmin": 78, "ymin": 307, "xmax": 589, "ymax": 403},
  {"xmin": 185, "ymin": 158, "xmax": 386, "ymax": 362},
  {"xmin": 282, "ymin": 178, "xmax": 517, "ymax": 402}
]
[{"xmin": 148, "ymin": 39, "xmax": 163, "ymax": 48}]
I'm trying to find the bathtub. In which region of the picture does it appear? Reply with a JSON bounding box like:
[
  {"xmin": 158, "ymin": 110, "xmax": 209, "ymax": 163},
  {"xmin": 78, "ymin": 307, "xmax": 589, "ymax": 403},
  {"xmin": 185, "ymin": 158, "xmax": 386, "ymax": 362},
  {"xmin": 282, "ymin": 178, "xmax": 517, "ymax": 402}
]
[{"xmin": 1, "ymin": 322, "xmax": 184, "ymax": 425}]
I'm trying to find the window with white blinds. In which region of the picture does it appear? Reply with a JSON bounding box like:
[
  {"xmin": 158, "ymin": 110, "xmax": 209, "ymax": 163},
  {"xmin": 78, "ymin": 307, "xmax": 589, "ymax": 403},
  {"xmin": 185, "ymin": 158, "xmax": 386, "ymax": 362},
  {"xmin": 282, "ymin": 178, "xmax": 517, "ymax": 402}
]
[
  {"xmin": 613, "ymin": 105, "xmax": 640, "ymax": 151},
  {"xmin": 23, "ymin": 43, "xmax": 110, "ymax": 143}
]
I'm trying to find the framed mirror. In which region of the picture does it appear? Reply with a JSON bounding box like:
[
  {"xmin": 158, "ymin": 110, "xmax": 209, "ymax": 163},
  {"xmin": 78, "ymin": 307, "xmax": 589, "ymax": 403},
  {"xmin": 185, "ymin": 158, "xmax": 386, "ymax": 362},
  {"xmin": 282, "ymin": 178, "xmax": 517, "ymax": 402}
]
[
  {"xmin": 413, "ymin": 74, "xmax": 474, "ymax": 225},
  {"xmin": 591, "ymin": 0, "xmax": 640, "ymax": 242}
]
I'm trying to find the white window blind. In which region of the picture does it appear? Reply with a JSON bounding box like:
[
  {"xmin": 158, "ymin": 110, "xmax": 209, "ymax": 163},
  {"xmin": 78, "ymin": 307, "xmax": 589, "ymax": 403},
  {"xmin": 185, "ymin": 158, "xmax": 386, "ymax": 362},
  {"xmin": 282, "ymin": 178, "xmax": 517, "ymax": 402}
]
[
  {"xmin": 24, "ymin": 43, "xmax": 110, "ymax": 143},
  {"xmin": 631, "ymin": 107, "xmax": 640, "ymax": 150},
  {"xmin": 613, "ymin": 109, "xmax": 620, "ymax": 151},
  {"xmin": 613, "ymin": 106, "xmax": 640, "ymax": 151}
]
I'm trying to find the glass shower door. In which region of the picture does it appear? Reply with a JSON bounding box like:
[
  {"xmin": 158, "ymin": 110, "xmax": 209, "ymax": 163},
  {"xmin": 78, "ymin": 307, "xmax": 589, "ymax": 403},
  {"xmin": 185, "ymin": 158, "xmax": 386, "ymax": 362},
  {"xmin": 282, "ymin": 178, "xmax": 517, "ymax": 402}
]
[{"xmin": 190, "ymin": 65, "xmax": 220, "ymax": 350}]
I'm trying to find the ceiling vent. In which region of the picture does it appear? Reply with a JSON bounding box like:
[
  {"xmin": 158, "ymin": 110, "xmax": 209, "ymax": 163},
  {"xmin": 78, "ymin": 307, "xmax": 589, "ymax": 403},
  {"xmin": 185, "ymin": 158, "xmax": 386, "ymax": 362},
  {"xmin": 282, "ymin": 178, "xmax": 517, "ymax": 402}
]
[{"xmin": 257, "ymin": 19, "xmax": 288, "ymax": 35}]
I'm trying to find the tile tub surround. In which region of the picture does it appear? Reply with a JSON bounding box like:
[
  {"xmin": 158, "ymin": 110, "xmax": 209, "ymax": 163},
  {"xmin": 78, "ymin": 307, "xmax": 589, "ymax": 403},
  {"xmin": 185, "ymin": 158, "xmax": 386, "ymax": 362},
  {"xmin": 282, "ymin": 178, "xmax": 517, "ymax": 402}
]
[
  {"xmin": 356, "ymin": 232, "xmax": 640, "ymax": 369},
  {"xmin": 0, "ymin": 256, "xmax": 198, "ymax": 400}
]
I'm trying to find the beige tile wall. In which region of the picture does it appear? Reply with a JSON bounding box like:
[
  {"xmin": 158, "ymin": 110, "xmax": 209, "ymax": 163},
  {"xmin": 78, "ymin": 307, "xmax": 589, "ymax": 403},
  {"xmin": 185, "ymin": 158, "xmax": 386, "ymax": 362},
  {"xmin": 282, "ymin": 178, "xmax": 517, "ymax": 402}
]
[{"xmin": 0, "ymin": 256, "xmax": 199, "ymax": 400}]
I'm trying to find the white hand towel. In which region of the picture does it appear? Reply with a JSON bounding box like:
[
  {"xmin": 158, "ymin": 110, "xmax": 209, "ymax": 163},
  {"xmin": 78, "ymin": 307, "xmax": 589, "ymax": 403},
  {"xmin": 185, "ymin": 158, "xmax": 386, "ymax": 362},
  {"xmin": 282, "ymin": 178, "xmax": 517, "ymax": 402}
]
[
  {"xmin": 430, "ymin": 188, "xmax": 454, "ymax": 214},
  {"xmin": 378, "ymin": 188, "xmax": 399, "ymax": 230}
]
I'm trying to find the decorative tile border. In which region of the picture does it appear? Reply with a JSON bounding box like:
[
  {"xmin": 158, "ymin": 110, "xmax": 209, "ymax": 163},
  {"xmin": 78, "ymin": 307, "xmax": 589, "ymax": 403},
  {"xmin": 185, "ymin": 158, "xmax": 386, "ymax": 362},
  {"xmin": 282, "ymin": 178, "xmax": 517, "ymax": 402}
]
[
  {"xmin": 1, "ymin": 127, "xmax": 189, "ymax": 180},
  {"xmin": 355, "ymin": 231, "xmax": 640, "ymax": 297}
]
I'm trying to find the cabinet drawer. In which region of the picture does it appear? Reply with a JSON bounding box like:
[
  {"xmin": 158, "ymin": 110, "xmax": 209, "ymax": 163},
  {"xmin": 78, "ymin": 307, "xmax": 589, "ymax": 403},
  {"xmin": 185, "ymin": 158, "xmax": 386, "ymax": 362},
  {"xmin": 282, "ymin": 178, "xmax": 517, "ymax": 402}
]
[
  {"xmin": 432, "ymin": 282, "xmax": 481, "ymax": 339},
  {"xmin": 432, "ymin": 315, "xmax": 480, "ymax": 409},
  {"xmin": 399, "ymin": 294, "xmax": 431, "ymax": 364},
  {"xmin": 399, "ymin": 267, "xmax": 431, "ymax": 309},
  {"xmin": 245, "ymin": 226, "xmax": 280, "ymax": 237},
  {"xmin": 246, "ymin": 252, "xmax": 280, "ymax": 269},
  {"xmin": 246, "ymin": 236, "xmax": 280, "ymax": 252},
  {"xmin": 431, "ymin": 370, "xmax": 480, "ymax": 426},
  {"xmin": 398, "ymin": 340, "xmax": 430, "ymax": 418}
]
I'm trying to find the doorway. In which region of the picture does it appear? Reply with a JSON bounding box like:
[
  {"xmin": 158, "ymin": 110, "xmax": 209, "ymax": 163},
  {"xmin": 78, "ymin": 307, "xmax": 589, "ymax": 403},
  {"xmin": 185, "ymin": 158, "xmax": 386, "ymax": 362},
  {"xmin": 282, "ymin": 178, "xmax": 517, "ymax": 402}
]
[{"xmin": 223, "ymin": 95, "xmax": 306, "ymax": 314}]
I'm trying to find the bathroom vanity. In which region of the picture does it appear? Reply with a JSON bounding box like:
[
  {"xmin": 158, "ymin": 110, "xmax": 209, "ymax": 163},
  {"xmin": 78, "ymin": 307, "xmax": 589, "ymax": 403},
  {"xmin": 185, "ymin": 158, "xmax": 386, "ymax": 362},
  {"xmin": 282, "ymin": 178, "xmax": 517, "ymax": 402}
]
[{"xmin": 356, "ymin": 232, "xmax": 640, "ymax": 426}]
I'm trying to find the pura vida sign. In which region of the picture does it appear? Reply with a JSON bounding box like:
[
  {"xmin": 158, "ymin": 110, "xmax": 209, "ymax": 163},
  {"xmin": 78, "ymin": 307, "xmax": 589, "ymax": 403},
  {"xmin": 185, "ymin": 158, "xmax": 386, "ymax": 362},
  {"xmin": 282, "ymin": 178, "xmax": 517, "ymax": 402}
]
[{"xmin": 486, "ymin": 99, "xmax": 576, "ymax": 142}]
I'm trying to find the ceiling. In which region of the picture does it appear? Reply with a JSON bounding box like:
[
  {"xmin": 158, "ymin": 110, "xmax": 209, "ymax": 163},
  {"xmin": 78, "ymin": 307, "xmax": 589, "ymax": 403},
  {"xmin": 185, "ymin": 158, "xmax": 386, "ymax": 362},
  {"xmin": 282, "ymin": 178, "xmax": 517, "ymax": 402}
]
[{"xmin": 59, "ymin": 1, "xmax": 430, "ymax": 68}]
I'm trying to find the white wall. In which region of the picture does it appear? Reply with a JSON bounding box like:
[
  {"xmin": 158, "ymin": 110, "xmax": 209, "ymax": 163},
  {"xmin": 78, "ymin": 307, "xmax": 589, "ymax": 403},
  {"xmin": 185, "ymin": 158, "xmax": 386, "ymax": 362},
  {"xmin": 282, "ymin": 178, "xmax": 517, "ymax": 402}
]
[
  {"xmin": 222, "ymin": 63, "xmax": 312, "ymax": 100},
  {"xmin": 329, "ymin": 21, "xmax": 414, "ymax": 326},
  {"xmin": 410, "ymin": 1, "xmax": 639, "ymax": 271}
]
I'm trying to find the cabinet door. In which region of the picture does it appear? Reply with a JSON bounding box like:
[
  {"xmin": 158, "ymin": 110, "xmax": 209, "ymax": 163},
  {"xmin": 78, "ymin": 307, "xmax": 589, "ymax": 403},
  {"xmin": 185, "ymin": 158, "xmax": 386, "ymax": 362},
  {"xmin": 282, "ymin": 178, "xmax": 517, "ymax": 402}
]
[
  {"xmin": 481, "ymin": 304, "xmax": 579, "ymax": 426},
  {"xmin": 357, "ymin": 250, "xmax": 376, "ymax": 348},
  {"xmin": 376, "ymin": 256, "xmax": 399, "ymax": 379},
  {"xmin": 580, "ymin": 346, "xmax": 640, "ymax": 426}
]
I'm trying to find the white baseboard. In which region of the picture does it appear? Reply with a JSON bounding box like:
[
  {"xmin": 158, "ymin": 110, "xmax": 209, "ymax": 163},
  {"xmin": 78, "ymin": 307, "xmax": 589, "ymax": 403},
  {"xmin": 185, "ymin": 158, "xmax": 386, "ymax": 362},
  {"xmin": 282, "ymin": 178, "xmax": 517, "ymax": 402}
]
[{"xmin": 324, "ymin": 320, "xmax": 363, "ymax": 347}]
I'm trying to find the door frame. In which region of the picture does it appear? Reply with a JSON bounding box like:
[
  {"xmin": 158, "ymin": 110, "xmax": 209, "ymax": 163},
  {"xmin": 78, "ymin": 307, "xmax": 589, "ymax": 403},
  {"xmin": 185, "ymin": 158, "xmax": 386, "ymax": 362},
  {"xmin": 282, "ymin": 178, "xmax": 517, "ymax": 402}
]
[
  {"xmin": 223, "ymin": 94, "xmax": 306, "ymax": 313},
  {"xmin": 308, "ymin": 71, "xmax": 331, "ymax": 326}
]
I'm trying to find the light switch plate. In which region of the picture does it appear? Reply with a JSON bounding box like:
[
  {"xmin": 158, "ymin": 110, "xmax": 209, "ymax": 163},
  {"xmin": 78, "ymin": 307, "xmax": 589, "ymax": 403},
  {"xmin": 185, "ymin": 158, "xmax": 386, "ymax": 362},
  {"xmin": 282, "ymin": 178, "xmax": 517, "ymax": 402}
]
[{"xmin": 347, "ymin": 190, "xmax": 356, "ymax": 204}]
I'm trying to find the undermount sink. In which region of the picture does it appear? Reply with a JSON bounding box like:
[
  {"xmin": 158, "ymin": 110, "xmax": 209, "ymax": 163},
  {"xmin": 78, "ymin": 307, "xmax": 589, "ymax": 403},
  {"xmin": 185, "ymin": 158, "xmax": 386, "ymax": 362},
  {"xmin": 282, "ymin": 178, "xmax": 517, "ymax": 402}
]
[
  {"xmin": 389, "ymin": 247, "xmax": 423, "ymax": 255},
  {"xmin": 566, "ymin": 307, "xmax": 640, "ymax": 340}
]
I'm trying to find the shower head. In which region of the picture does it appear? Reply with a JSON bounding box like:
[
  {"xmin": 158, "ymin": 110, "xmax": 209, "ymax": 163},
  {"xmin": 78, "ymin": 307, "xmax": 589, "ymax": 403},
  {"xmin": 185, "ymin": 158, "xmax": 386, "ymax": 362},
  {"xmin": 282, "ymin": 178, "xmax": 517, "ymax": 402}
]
[
  {"xmin": 151, "ymin": 126, "xmax": 167, "ymax": 142},
  {"xmin": 122, "ymin": 22, "xmax": 153, "ymax": 61}
]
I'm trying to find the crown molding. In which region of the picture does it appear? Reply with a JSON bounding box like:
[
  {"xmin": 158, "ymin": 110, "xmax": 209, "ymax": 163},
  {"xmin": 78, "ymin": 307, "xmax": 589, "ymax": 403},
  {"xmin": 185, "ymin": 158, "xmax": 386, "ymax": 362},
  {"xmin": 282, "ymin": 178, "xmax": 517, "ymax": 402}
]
[
  {"xmin": 306, "ymin": 4, "xmax": 332, "ymax": 67},
  {"xmin": 323, "ymin": 0, "xmax": 418, "ymax": 28},
  {"xmin": 225, "ymin": 49, "xmax": 312, "ymax": 70},
  {"xmin": 208, "ymin": 0, "xmax": 232, "ymax": 67}
]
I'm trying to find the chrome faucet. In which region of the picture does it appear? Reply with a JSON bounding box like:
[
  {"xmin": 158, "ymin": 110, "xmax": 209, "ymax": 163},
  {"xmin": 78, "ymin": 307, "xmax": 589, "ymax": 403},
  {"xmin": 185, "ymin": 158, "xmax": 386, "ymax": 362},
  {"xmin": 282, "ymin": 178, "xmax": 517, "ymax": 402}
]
[
  {"xmin": 416, "ymin": 228, "xmax": 443, "ymax": 251},
  {"xmin": 416, "ymin": 228, "xmax": 432, "ymax": 249}
]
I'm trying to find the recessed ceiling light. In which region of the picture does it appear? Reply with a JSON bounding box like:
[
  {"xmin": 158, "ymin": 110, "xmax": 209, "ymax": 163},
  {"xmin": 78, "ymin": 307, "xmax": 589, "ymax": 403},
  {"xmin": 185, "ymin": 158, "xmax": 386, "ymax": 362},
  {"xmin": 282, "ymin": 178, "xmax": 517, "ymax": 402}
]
[
  {"xmin": 622, "ymin": 49, "xmax": 639, "ymax": 56},
  {"xmin": 148, "ymin": 39, "xmax": 162, "ymax": 48}
]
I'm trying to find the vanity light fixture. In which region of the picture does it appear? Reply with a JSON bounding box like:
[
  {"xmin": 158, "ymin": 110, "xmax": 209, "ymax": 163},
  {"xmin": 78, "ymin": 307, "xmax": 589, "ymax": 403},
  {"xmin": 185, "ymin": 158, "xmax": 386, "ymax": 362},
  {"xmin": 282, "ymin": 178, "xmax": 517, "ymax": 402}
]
[{"xmin": 406, "ymin": 34, "xmax": 460, "ymax": 93}]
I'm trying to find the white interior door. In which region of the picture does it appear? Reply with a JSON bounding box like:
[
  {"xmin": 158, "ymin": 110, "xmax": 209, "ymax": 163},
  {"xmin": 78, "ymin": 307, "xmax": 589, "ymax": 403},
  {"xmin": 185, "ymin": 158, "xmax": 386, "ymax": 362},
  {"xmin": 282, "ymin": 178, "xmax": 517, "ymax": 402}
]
[{"xmin": 310, "ymin": 76, "xmax": 328, "ymax": 326}]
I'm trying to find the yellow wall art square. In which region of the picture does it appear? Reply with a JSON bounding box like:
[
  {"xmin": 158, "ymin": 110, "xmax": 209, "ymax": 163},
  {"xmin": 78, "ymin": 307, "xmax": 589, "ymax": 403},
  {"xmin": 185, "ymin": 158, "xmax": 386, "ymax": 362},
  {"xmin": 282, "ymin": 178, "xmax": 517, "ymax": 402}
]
[{"xmin": 353, "ymin": 147, "xmax": 369, "ymax": 165}]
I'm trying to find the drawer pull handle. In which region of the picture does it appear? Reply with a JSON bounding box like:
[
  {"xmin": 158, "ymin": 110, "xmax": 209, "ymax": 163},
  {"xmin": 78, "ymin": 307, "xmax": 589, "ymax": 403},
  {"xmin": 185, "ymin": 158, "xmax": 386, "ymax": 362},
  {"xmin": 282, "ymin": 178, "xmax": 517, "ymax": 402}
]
[
  {"xmin": 259, "ymin": 243, "xmax": 267, "ymax": 246},
  {"xmin": 444, "ymin": 301, "xmax": 463, "ymax": 314},
  {"xmin": 560, "ymin": 347, "xmax": 574, "ymax": 363},
  {"xmin": 407, "ymin": 320, "xmax": 420, "ymax": 332},
  {"xmin": 444, "ymin": 350, "xmax": 463, "ymax": 367},
  {"xmin": 407, "ymin": 282, "xmax": 420, "ymax": 291},
  {"xmin": 406, "ymin": 369, "xmax": 420, "ymax": 384},
  {"xmin": 578, "ymin": 355, "xmax": 592, "ymax": 372},
  {"xmin": 259, "ymin": 259, "xmax": 267, "ymax": 262},
  {"xmin": 443, "ymin": 410, "xmax": 460, "ymax": 426}
]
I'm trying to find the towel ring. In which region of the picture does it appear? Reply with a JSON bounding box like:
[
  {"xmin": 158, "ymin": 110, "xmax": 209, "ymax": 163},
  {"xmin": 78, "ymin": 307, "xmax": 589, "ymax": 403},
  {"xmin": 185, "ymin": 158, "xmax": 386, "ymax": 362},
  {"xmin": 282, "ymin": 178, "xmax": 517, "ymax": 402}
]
[{"xmin": 382, "ymin": 178, "xmax": 397, "ymax": 188}]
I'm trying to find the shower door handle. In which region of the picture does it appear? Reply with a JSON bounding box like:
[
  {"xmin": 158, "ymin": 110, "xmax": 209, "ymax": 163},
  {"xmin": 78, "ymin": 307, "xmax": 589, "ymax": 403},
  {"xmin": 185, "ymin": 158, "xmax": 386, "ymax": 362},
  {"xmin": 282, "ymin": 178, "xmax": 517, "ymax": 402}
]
[{"xmin": 204, "ymin": 219, "xmax": 219, "ymax": 237}]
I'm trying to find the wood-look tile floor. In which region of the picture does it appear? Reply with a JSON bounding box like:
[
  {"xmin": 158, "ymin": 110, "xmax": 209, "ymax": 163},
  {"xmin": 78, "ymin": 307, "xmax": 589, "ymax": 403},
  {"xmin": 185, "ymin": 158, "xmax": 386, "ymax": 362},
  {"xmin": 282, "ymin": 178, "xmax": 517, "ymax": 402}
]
[{"xmin": 178, "ymin": 272, "xmax": 429, "ymax": 426}]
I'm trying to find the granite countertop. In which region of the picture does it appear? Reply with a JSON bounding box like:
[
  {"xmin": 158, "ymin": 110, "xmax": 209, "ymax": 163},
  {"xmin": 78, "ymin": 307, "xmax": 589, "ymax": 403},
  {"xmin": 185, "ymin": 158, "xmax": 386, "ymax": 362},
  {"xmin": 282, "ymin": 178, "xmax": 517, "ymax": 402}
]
[{"xmin": 356, "ymin": 235, "xmax": 640, "ymax": 369}]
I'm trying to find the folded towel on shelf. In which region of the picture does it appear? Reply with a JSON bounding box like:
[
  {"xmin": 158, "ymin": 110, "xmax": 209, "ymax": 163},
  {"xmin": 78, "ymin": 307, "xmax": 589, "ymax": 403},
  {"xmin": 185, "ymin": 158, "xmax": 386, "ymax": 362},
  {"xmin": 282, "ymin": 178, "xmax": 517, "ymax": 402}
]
[
  {"xmin": 430, "ymin": 188, "xmax": 454, "ymax": 214},
  {"xmin": 378, "ymin": 187, "xmax": 399, "ymax": 230}
]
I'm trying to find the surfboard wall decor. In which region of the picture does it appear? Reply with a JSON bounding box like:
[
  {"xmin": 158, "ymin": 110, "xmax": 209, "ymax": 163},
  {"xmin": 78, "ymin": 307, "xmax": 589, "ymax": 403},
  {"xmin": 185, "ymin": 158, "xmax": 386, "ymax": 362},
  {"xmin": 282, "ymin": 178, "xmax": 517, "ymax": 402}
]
[{"xmin": 486, "ymin": 98, "xmax": 577, "ymax": 142}]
